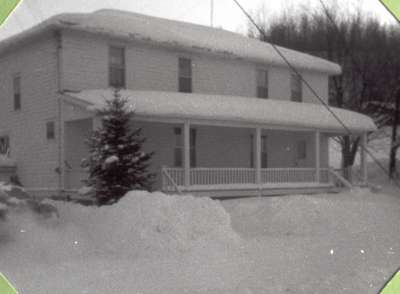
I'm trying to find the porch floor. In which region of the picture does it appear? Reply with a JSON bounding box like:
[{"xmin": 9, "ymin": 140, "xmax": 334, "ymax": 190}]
[{"xmin": 170, "ymin": 182, "xmax": 339, "ymax": 198}]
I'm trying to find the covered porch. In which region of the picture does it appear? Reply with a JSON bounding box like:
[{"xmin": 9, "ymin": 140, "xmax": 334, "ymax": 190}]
[
  {"xmin": 159, "ymin": 121, "xmax": 363, "ymax": 196},
  {"xmin": 62, "ymin": 90, "xmax": 376, "ymax": 196}
]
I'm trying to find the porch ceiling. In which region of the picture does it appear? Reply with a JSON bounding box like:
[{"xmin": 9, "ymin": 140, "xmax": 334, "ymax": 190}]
[{"xmin": 63, "ymin": 89, "xmax": 376, "ymax": 133}]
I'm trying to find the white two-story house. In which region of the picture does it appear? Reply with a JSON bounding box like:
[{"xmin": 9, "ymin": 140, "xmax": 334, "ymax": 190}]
[{"xmin": 0, "ymin": 9, "xmax": 376, "ymax": 197}]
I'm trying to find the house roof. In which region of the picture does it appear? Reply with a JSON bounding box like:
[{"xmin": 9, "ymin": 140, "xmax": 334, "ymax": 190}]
[
  {"xmin": 0, "ymin": 9, "xmax": 341, "ymax": 75},
  {"xmin": 64, "ymin": 89, "xmax": 376, "ymax": 133}
]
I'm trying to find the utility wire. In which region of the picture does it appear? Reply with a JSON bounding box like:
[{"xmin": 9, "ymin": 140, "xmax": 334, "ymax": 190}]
[{"xmin": 232, "ymin": 0, "xmax": 400, "ymax": 190}]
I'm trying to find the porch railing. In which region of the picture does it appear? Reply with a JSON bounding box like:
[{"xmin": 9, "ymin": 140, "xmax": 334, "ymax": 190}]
[
  {"xmin": 190, "ymin": 168, "xmax": 255, "ymax": 186},
  {"xmin": 161, "ymin": 167, "xmax": 333, "ymax": 191}
]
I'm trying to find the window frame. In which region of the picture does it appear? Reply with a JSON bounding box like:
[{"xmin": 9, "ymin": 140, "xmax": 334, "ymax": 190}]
[
  {"xmin": 109, "ymin": 46, "xmax": 126, "ymax": 88},
  {"xmin": 256, "ymin": 69, "xmax": 269, "ymax": 99},
  {"xmin": 178, "ymin": 57, "xmax": 192, "ymax": 93}
]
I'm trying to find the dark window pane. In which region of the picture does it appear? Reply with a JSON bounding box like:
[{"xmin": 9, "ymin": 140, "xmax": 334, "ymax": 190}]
[
  {"xmin": 174, "ymin": 148, "xmax": 182, "ymax": 167},
  {"xmin": 291, "ymin": 74, "xmax": 302, "ymax": 102},
  {"xmin": 14, "ymin": 94, "xmax": 21, "ymax": 110},
  {"xmin": 109, "ymin": 47, "xmax": 125, "ymax": 88},
  {"xmin": 13, "ymin": 76, "xmax": 21, "ymax": 110},
  {"xmin": 261, "ymin": 152, "xmax": 268, "ymax": 168},
  {"xmin": 179, "ymin": 77, "xmax": 192, "ymax": 93},
  {"xmin": 190, "ymin": 128, "xmax": 196, "ymax": 167},
  {"xmin": 257, "ymin": 87, "xmax": 268, "ymax": 98},
  {"xmin": 0, "ymin": 136, "xmax": 10, "ymax": 155},
  {"xmin": 297, "ymin": 141, "xmax": 307, "ymax": 160},
  {"xmin": 179, "ymin": 58, "xmax": 192, "ymax": 77},
  {"xmin": 46, "ymin": 121, "xmax": 55, "ymax": 140}
]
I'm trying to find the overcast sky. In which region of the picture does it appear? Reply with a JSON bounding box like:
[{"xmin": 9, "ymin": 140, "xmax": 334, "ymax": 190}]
[{"xmin": 0, "ymin": 0, "xmax": 396, "ymax": 41}]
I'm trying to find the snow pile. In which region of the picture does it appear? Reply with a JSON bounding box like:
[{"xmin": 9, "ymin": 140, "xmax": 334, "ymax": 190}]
[{"xmin": 1, "ymin": 191, "xmax": 248, "ymax": 294}]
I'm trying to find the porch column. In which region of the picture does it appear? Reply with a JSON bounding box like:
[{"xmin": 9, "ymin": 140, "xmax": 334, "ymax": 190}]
[
  {"xmin": 315, "ymin": 131, "xmax": 321, "ymax": 183},
  {"xmin": 360, "ymin": 133, "xmax": 368, "ymax": 185},
  {"xmin": 255, "ymin": 127, "xmax": 261, "ymax": 185},
  {"xmin": 184, "ymin": 121, "xmax": 190, "ymax": 188}
]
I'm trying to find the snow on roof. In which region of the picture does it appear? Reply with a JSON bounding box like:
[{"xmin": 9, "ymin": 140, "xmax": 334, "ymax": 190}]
[
  {"xmin": 65, "ymin": 89, "xmax": 376, "ymax": 133},
  {"xmin": 0, "ymin": 9, "xmax": 341, "ymax": 75}
]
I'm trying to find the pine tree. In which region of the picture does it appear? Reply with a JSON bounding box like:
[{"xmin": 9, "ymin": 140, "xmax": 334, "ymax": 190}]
[{"xmin": 82, "ymin": 89, "xmax": 154, "ymax": 206}]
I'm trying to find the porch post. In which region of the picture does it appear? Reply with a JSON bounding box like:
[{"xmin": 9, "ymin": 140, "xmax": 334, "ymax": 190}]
[
  {"xmin": 360, "ymin": 133, "xmax": 368, "ymax": 185},
  {"xmin": 184, "ymin": 121, "xmax": 190, "ymax": 188},
  {"xmin": 255, "ymin": 127, "xmax": 261, "ymax": 185},
  {"xmin": 315, "ymin": 131, "xmax": 321, "ymax": 183}
]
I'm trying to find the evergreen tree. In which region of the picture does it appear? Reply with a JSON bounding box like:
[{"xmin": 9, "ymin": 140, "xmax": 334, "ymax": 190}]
[{"xmin": 82, "ymin": 89, "xmax": 154, "ymax": 205}]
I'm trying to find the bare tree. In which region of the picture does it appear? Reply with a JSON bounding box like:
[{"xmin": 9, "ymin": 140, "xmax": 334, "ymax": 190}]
[{"xmin": 251, "ymin": 4, "xmax": 400, "ymax": 178}]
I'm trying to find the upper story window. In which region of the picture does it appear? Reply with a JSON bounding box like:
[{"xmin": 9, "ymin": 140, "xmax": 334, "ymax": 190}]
[
  {"xmin": 13, "ymin": 75, "xmax": 21, "ymax": 110},
  {"xmin": 291, "ymin": 73, "xmax": 302, "ymax": 102},
  {"xmin": 0, "ymin": 136, "xmax": 10, "ymax": 155},
  {"xmin": 178, "ymin": 57, "xmax": 192, "ymax": 93},
  {"xmin": 109, "ymin": 46, "xmax": 125, "ymax": 88},
  {"xmin": 257, "ymin": 69, "xmax": 268, "ymax": 99}
]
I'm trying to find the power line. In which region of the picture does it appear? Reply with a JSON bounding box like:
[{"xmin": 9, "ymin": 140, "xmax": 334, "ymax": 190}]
[{"xmin": 232, "ymin": 0, "xmax": 400, "ymax": 190}]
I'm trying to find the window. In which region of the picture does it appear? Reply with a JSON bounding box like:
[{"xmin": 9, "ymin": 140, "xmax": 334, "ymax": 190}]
[
  {"xmin": 257, "ymin": 70, "xmax": 268, "ymax": 98},
  {"xmin": 297, "ymin": 140, "xmax": 307, "ymax": 160},
  {"xmin": 250, "ymin": 135, "xmax": 268, "ymax": 168},
  {"xmin": 291, "ymin": 73, "xmax": 302, "ymax": 102},
  {"xmin": 46, "ymin": 121, "xmax": 55, "ymax": 140},
  {"xmin": 173, "ymin": 127, "xmax": 196, "ymax": 167},
  {"xmin": 261, "ymin": 135, "xmax": 268, "ymax": 168},
  {"xmin": 109, "ymin": 46, "xmax": 125, "ymax": 88},
  {"xmin": 0, "ymin": 136, "xmax": 10, "ymax": 155},
  {"xmin": 178, "ymin": 57, "xmax": 192, "ymax": 93},
  {"xmin": 174, "ymin": 127, "xmax": 182, "ymax": 167},
  {"xmin": 13, "ymin": 75, "xmax": 21, "ymax": 110},
  {"xmin": 190, "ymin": 128, "xmax": 196, "ymax": 168},
  {"xmin": 250, "ymin": 135, "xmax": 254, "ymax": 168}
]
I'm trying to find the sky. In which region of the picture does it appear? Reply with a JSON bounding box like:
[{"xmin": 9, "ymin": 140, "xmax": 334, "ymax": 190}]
[{"xmin": 0, "ymin": 0, "xmax": 396, "ymax": 41}]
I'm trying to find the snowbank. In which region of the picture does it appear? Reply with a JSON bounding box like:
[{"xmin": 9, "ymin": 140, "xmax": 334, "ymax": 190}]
[{"xmin": 1, "ymin": 191, "xmax": 248, "ymax": 294}]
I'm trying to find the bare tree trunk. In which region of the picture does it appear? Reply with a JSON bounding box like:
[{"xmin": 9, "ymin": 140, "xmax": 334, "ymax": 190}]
[{"xmin": 389, "ymin": 90, "xmax": 400, "ymax": 178}]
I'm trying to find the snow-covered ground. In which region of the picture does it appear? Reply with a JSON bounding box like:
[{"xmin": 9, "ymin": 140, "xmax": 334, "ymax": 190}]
[{"xmin": 0, "ymin": 128, "xmax": 399, "ymax": 294}]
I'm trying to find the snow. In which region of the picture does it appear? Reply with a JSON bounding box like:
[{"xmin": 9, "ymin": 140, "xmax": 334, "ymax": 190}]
[
  {"xmin": 0, "ymin": 10, "xmax": 341, "ymax": 75},
  {"xmin": 1, "ymin": 191, "xmax": 247, "ymax": 293},
  {"xmin": 1, "ymin": 188, "xmax": 399, "ymax": 293},
  {"xmin": 104, "ymin": 155, "xmax": 119, "ymax": 165},
  {"xmin": 66, "ymin": 89, "xmax": 377, "ymax": 133}
]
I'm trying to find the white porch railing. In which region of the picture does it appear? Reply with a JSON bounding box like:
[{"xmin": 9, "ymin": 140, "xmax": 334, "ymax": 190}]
[
  {"xmin": 161, "ymin": 167, "xmax": 333, "ymax": 192},
  {"xmin": 190, "ymin": 168, "xmax": 255, "ymax": 186}
]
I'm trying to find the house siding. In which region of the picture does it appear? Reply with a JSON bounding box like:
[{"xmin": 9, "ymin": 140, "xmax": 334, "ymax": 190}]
[
  {"xmin": 61, "ymin": 30, "xmax": 329, "ymax": 103},
  {"xmin": 0, "ymin": 33, "xmax": 60, "ymax": 188}
]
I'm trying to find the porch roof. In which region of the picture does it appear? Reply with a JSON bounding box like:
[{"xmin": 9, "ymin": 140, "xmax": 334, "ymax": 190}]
[{"xmin": 64, "ymin": 89, "xmax": 377, "ymax": 133}]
